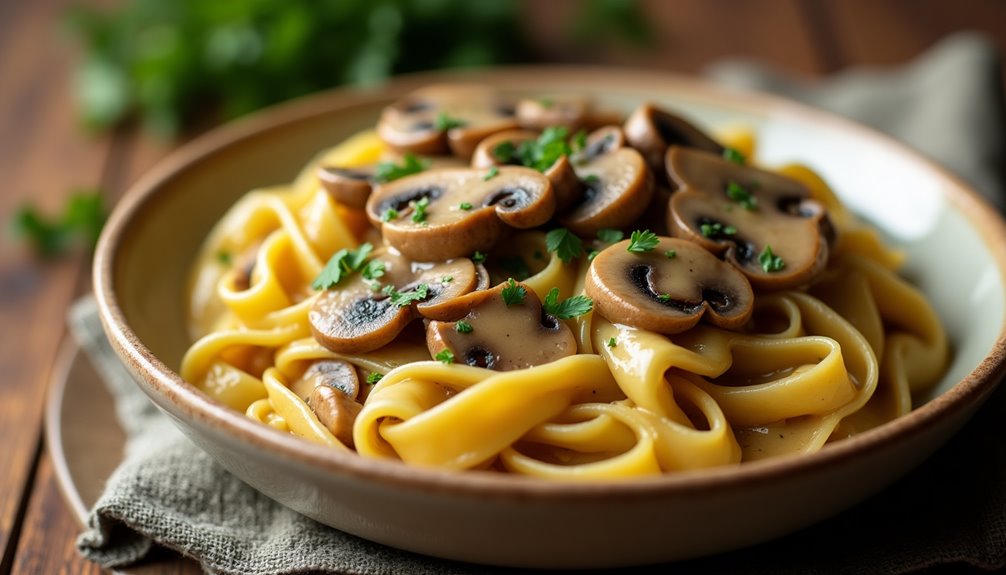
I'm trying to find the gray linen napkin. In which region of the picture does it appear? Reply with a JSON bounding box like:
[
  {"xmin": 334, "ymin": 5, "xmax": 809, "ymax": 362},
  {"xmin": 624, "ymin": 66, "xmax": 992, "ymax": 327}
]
[{"xmin": 74, "ymin": 32, "xmax": 1006, "ymax": 574}]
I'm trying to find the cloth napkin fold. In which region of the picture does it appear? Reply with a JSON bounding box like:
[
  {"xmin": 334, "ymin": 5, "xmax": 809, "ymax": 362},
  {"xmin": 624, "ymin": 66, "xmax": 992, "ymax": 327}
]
[{"xmin": 73, "ymin": 32, "xmax": 1006, "ymax": 574}]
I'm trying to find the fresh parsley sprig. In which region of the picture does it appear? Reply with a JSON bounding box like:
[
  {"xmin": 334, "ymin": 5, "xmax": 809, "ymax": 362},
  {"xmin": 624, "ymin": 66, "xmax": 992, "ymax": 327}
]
[
  {"xmin": 501, "ymin": 278, "xmax": 526, "ymax": 306},
  {"xmin": 312, "ymin": 243, "xmax": 374, "ymax": 290},
  {"xmin": 545, "ymin": 227, "xmax": 583, "ymax": 263},
  {"xmin": 382, "ymin": 283, "xmax": 430, "ymax": 307},
  {"xmin": 542, "ymin": 287, "xmax": 593, "ymax": 319},
  {"xmin": 759, "ymin": 245, "xmax": 786, "ymax": 273},
  {"xmin": 723, "ymin": 147, "xmax": 746, "ymax": 166},
  {"xmin": 726, "ymin": 181, "xmax": 757, "ymax": 211},
  {"xmin": 434, "ymin": 349, "xmax": 455, "ymax": 364},
  {"xmin": 493, "ymin": 126, "xmax": 581, "ymax": 172},
  {"xmin": 626, "ymin": 229, "xmax": 659, "ymax": 253},
  {"xmin": 374, "ymin": 153, "xmax": 428, "ymax": 183}
]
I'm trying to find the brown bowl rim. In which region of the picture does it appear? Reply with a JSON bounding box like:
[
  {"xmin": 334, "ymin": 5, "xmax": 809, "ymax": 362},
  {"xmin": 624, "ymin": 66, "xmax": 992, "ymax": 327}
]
[{"xmin": 93, "ymin": 66, "xmax": 1006, "ymax": 501}]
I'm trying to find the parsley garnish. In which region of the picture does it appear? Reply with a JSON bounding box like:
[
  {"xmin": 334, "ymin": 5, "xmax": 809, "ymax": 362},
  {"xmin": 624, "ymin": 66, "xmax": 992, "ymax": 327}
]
[
  {"xmin": 13, "ymin": 190, "xmax": 106, "ymax": 257},
  {"xmin": 459, "ymin": 202, "xmax": 473, "ymax": 210},
  {"xmin": 434, "ymin": 349, "xmax": 455, "ymax": 364},
  {"xmin": 471, "ymin": 251, "xmax": 487, "ymax": 264},
  {"xmin": 501, "ymin": 278, "xmax": 526, "ymax": 306},
  {"xmin": 595, "ymin": 228, "xmax": 619, "ymax": 243},
  {"xmin": 441, "ymin": 275, "xmax": 453, "ymax": 285},
  {"xmin": 759, "ymin": 245, "xmax": 786, "ymax": 273},
  {"xmin": 312, "ymin": 243, "xmax": 374, "ymax": 290},
  {"xmin": 657, "ymin": 293, "xmax": 672, "ymax": 302},
  {"xmin": 626, "ymin": 229, "xmax": 659, "ymax": 253},
  {"xmin": 606, "ymin": 337, "xmax": 617, "ymax": 348},
  {"xmin": 587, "ymin": 249, "xmax": 600, "ymax": 261},
  {"xmin": 723, "ymin": 147, "xmax": 746, "ymax": 166},
  {"xmin": 361, "ymin": 259, "xmax": 385, "ymax": 281},
  {"xmin": 410, "ymin": 196, "xmax": 430, "ymax": 224},
  {"xmin": 726, "ymin": 181, "xmax": 757, "ymax": 210},
  {"xmin": 572, "ymin": 129, "xmax": 587, "ymax": 151},
  {"xmin": 483, "ymin": 167, "xmax": 499, "ymax": 181},
  {"xmin": 435, "ymin": 112, "xmax": 466, "ymax": 131},
  {"xmin": 492, "ymin": 126, "xmax": 577, "ymax": 172},
  {"xmin": 374, "ymin": 153, "xmax": 428, "ymax": 183},
  {"xmin": 366, "ymin": 372, "xmax": 383, "ymax": 385},
  {"xmin": 381, "ymin": 208, "xmax": 399, "ymax": 222},
  {"xmin": 499, "ymin": 255, "xmax": 531, "ymax": 280},
  {"xmin": 545, "ymin": 227, "xmax": 583, "ymax": 263},
  {"xmin": 542, "ymin": 287, "xmax": 593, "ymax": 319},
  {"xmin": 383, "ymin": 283, "xmax": 429, "ymax": 307},
  {"xmin": 455, "ymin": 320, "xmax": 473, "ymax": 334},
  {"xmin": 700, "ymin": 222, "xmax": 737, "ymax": 237},
  {"xmin": 664, "ymin": 249, "xmax": 677, "ymax": 259},
  {"xmin": 583, "ymin": 174, "xmax": 601, "ymax": 185},
  {"xmin": 216, "ymin": 251, "xmax": 232, "ymax": 265}
]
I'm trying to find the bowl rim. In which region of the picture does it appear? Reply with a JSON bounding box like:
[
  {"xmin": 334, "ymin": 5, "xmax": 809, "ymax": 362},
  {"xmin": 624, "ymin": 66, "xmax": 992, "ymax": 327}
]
[{"xmin": 94, "ymin": 65, "xmax": 1006, "ymax": 500}]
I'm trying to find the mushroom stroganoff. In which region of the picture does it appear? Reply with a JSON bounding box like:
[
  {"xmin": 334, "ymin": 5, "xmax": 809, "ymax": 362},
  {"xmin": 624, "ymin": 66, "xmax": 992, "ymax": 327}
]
[{"xmin": 183, "ymin": 84, "xmax": 949, "ymax": 478}]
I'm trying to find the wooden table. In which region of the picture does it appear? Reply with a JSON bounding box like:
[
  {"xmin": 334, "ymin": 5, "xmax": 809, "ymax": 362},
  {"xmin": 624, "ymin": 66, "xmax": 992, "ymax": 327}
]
[{"xmin": 2, "ymin": 1, "xmax": 1005, "ymax": 573}]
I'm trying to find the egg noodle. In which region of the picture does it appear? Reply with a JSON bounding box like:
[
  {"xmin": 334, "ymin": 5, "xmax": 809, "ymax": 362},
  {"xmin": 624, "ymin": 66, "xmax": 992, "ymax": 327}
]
[{"xmin": 183, "ymin": 128, "xmax": 948, "ymax": 479}]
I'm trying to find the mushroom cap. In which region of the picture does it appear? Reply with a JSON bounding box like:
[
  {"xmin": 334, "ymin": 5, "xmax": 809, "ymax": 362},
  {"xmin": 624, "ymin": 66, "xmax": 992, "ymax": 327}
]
[
  {"xmin": 366, "ymin": 167, "xmax": 556, "ymax": 261},
  {"xmin": 666, "ymin": 147, "xmax": 835, "ymax": 290},
  {"xmin": 377, "ymin": 84, "xmax": 518, "ymax": 158},
  {"xmin": 569, "ymin": 125, "xmax": 625, "ymax": 166},
  {"xmin": 584, "ymin": 237, "xmax": 754, "ymax": 334},
  {"xmin": 290, "ymin": 359, "xmax": 361, "ymax": 401},
  {"xmin": 426, "ymin": 280, "xmax": 577, "ymax": 371},
  {"xmin": 623, "ymin": 103, "xmax": 723, "ymax": 175},
  {"xmin": 309, "ymin": 249, "xmax": 483, "ymax": 354},
  {"xmin": 560, "ymin": 147, "xmax": 654, "ymax": 236},
  {"xmin": 308, "ymin": 385, "xmax": 363, "ymax": 448},
  {"xmin": 317, "ymin": 166, "xmax": 375, "ymax": 210},
  {"xmin": 471, "ymin": 129, "xmax": 583, "ymax": 211}
]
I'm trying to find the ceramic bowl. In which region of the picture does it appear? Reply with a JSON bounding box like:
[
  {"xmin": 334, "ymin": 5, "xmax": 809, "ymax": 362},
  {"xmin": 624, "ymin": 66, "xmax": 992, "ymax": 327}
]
[{"xmin": 93, "ymin": 68, "xmax": 1006, "ymax": 569}]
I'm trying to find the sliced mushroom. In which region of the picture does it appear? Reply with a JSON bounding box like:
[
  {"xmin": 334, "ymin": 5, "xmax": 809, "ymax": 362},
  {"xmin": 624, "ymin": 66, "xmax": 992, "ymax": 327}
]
[
  {"xmin": 377, "ymin": 84, "xmax": 518, "ymax": 158},
  {"xmin": 666, "ymin": 147, "xmax": 835, "ymax": 290},
  {"xmin": 318, "ymin": 154, "xmax": 466, "ymax": 210},
  {"xmin": 569, "ymin": 125, "xmax": 624, "ymax": 165},
  {"xmin": 309, "ymin": 248, "xmax": 483, "ymax": 354},
  {"xmin": 560, "ymin": 143, "xmax": 654, "ymax": 236},
  {"xmin": 290, "ymin": 359, "xmax": 361, "ymax": 401},
  {"xmin": 471, "ymin": 130, "xmax": 582, "ymax": 211},
  {"xmin": 365, "ymin": 167, "xmax": 555, "ymax": 261},
  {"xmin": 584, "ymin": 237, "xmax": 754, "ymax": 334},
  {"xmin": 623, "ymin": 103, "xmax": 723, "ymax": 176},
  {"xmin": 516, "ymin": 95, "xmax": 591, "ymax": 131},
  {"xmin": 308, "ymin": 385, "xmax": 363, "ymax": 448},
  {"xmin": 426, "ymin": 281, "xmax": 576, "ymax": 371}
]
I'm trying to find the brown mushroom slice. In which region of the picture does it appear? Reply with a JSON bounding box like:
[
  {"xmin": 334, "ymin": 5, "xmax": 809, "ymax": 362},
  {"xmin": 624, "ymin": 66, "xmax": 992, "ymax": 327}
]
[
  {"xmin": 377, "ymin": 84, "xmax": 518, "ymax": 158},
  {"xmin": 666, "ymin": 147, "xmax": 835, "ymax": 290},
  {"xmin": 624, "ymin": 103, "xmax": 724, "ymax": 175},
  {"xmin": 309, "ymin": 249, "xmax": 482, "ymax": 354},
  {"xmin": 585, "ymin": 237, "xmax": 754, "ymax": 334},
  {"xmin": 516, "ymin": 95, "xmax": 591, "ymax": 131},
  {"xmin": 317, "ymin": 165, "xmax": 376, "ymax": 210},
  {"xmin": 471, "ymin": 130, "xmax": 582, "ymax": 211},
  {"xmin": 308, "ymin": 385, "xmax": 363, "ymax": 448},
  {"xmin": 569, "ymin": 125, "xmax": 624, "ymax": 166},
  {"xmin": 560, "ymin": 147, "xmax": 654, "ymax": 236},
  {"xmin": 365, "ymin": 167, "xmax": 555, "ymax": 261},
  {"xmin": 426, "ymin": 281, "xmax": 577, "ymax": 371},
  {"xmin": 290, "ymin": 359, "xmax": 361, "ymax": 401}
]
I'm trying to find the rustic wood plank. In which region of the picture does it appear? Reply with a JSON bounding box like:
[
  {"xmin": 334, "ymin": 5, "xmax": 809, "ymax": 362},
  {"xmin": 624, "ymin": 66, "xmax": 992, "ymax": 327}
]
[{"xmin": 523, "ymin": 0, "xmax": 824, "ymax": 76}]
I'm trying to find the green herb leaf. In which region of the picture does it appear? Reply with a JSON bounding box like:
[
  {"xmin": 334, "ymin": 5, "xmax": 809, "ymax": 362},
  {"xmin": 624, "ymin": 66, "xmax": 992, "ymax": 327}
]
[
  {"xmin": 12, "ymin": 190, "xmax": 106, "ymax": 257},
  {"xmin": 657, "ymin": 293, "xmax": 672, "ymax": 302},
  {"xmin": 542, "ymin": 287, "xmax": 593, "ymax": 319},
  {"xmin": 483, "ymin": 166, "xmax": 499, "ymax": 181},
  {"xmin": 434, "ymin": 349, "xmax": 455, "ymax": 364},
  {"xmin": 471, "ymin": 251, "xmax": 487, "ymax": 264},
  {"xmin": 216, "ymin": 251, "xmax": 232, "ymax": 265},
  {"xmin": 501, "ymin": 278, "xmax": 526, "ymax": 306},
  {"xmin": 381, "ymin": 208, "xmax": 399, "ymax": 222},
  {"xmin": 726, "ymin": 181, "xmax": 757, "ymax": 210},
  {"xmin": 597, "ymin": 228, "xmax": 623, "ymax": 244},
  {"xmin": 759, "ymin": 245, "xmax": 786, "ymax": 273},
  {"xmin": 455, "ymin": 320, "xmax": 473, "ymax": 334},
  {"xmin": 626, "ymin": 229, "xmax": 659, "ymax": 253},
  {"xmin": 441, "ymin": 275, "xmax": 453, "ymax": 285},
  {"xmin": 374, "ymin": 153, "xmax": 428, "ymax": 183},
  {"xmin": 587, "ymin": 249, "xmax": 600, "ymax": 261},
  {"xmin": 664, "ymin": 249, "xmax": 677, "ymax": 259},
  {"xmin": 545, "ymin": 228, "xmax": 583, "ymax": 263},
  {"xmin": 312, "ymin": 242, "xmax": 374, "ymax": 290},
  {"xmin": 383, "ymin": 283, "xmax": 429, "ymax": 307},
  {"xmin": 361, "ymin": 259, "xmax": 386, "ymax": 281},
  {"xmin": 606, "ymin": 337, "xmax": 617, "ymax": 348},
  {"xmin": 410, "ymin": 196, "xmax": 430, "ymax": 223},
  {"xmin": 459, "ymin": 202, "xmax": 473, "ymax": 211},
  {"xmin": 700, "ymin": 222, "xmax": 737, "ymax": 237},
  {"xmin": 435, "ymin": 111, "xmax": 466, "ymax": 131},
  {"xmin": 572, "ymin": 129, "xmax": 587, "ymax": 151},
  {"xmin": 366, "ymin": 372, "xmax": 383, "ymax": 385},
  {"xmin": 582, "ymin": 174, "xmax": 601, "ymax": 185},
  {"xmin": 723, "ymin": 147, "xmax": 746, "ymax": 166},
  {"xmin": 499, "ymin": 255, "xmax": 531, "ymax": 281},
  {"xmin": 493, "ymin": 141, "xmax": 517, "ymax": 163}
]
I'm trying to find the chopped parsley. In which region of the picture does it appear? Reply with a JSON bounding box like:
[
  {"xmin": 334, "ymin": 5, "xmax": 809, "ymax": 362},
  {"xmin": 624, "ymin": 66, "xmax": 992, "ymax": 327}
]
[
  {"xmin": 483, "ymin": 166, "xmax": 499, "ymax": 181},
  {"xmin": 606, "ymin": 337, "xmax": 617, "ymax": 348},
  {"xmin": 383, "ymin": 283, "xmax": 429, "ymax": 307},
  {"xmin": 471, "ymin": 251, "xmax": 487, "ymax": 264},
  {"xmin": 374, "ymin": 153, "xmax": 428, "ymax": 183},
  {"xmin": 657, "ymin": 293, "xmax": 672, "ymax": 302},
  {"xmin": 381, "ymin": 208, "xmax": 399, "ymax": 222},
  {"xmin": 215, "ymin": 251, "xmax": 232, "ymax": 265},
  {"xmin": 723, "ymin": 147, "xmax": 746, "ymax": 166},
  {"xmin": 455, "ymin": 320, "xmax": 473, "ymax": 334},
  {"xmin": 626, "ymin": 229, "xmax": 659, "ymax": 253},
  {"xmin": 545, "ymin": 227, "xmax": 584, "ymax": 263},
  {"xmin": 500, "ymin": 278, "xmax": 526, "ymax": 306},
  {"xmin": 542, "ymin": 287, "xmax": 593, "ymax": 319},
  {"xmin": 434, "ymin": 112, "xmax": 466, "ymax": 131},
  {"xmin": 664, "ymin": 249, "xmax": 677, "ymax": 259},
  {"xmin": 572, "ymin": 129, "xmax": 587, "ymax": 151},
  {"xmin": 365, "ymin": 372, "xmax": 383, "ymax": 385},
  {"xmin": 492, "ymin": 126, "xmax": 577, "ymax": 172},
  {"xmin": 434, "ymin": 349, "xmax": 455, "ymax": 364},
  {"xmin": 499, "ymin": 255, "xmax": 531, "ymax": 280},
  {"xmin": 700, "ymin": 222, "xmax": 737, "ymax": 237},
  {"xmin": 759, "ymin": 245, "xmax": 786, "ymax": 273},
  {"xmin": 410, "ymin": 196, "xmax": 430, "ymax": 223},
  {"xmin": 312, "ymin": 242, "xmax": 374, "ymax": 290},
  {"xmin": 582, "ymin": 174, "xmax": 601, "ymax": 185},
  {"xmin": 361, "ymin": 259, "xmax": 385, "ymax": 281},
  {"xmin": 459, "ymin": 201, "xmax": 473, "ymax": 210},
  {"xmin": 440, "ymin": 275, "xmax": 453, "ymax": 285},
  {"xmin": 596, "ymin": 228, "xmax": 623, "ymax": 244},
  {"xmin": 726, "ymin": 181, "xmax": 757, "ymax": 210},
  {"xmin": 587, "ymin": 249, "xmax": 600, "ymax": 261}
]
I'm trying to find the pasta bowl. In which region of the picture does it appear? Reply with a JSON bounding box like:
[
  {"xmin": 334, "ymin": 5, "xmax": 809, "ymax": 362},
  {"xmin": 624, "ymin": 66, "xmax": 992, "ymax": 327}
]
[{"xmin": 93, "ymin": 68, "xmax": 1006, "ymax": 568}]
